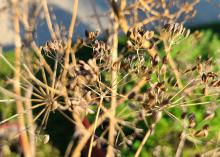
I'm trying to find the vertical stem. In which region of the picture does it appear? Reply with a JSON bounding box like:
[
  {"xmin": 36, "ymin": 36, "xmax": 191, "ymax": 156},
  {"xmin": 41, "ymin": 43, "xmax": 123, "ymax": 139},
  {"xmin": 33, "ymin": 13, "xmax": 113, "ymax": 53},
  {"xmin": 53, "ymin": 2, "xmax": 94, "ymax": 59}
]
[
  {"xmin": 107, "ymin": 11, "xmax": 119, "ymax": 157},
  {"xmin": 88, "ymin": 97, "xmax": 103, "ymax": 157},
  {"xmin": 25, "ymin": 86, "xmax": 35, "ymax": 157},
  {"xmin": 175, "ymin": 119, "xmax": 187, "ymax": 157},
  {"xmin": 41, "ymin": 0, "xmax": 56, "ymax": 40},
  {"xmin": 12, "ymin": 1, "xmax": 31, "ymax": 157},
  {"xmin": 165, "ymin": 44, "xmax": 183, "ymax": 89},
  {"xmin": 134, "ymin": 123, "xmax": 156, "ymax": 157},
  {"xmin": 62, "ymin": 0, "xmax": 78, "ymax": 85}
]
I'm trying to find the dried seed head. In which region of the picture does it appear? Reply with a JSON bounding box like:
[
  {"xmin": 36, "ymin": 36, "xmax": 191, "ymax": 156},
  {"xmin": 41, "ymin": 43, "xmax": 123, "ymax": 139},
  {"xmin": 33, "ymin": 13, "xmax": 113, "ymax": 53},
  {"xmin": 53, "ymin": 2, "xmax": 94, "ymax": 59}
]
[
  {"xmin": 85, "ymin": 30, "xmax": 99, "ymax": 40},
  {"xmin": 162, "ymin": 23, "xmax": 190, "ymax": 46},
  {"xmin": 42, "ymin": 39, "xmax": 66, "ymax": 55},
  {"xmin": 127, "ymin": 27, "xmax": 154, "ymax": 50}
]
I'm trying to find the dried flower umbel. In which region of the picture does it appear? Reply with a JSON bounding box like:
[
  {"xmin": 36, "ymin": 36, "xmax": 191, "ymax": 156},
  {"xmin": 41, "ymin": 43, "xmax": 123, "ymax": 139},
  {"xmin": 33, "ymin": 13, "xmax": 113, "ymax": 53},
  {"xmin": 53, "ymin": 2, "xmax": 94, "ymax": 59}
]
[
  {"xmin": 126, "ymin": 27, "xmax": 154, "ymax": 50},
  {"xmin": 161, "ymin": 23, "xmax": 190, "ymax": 47}
]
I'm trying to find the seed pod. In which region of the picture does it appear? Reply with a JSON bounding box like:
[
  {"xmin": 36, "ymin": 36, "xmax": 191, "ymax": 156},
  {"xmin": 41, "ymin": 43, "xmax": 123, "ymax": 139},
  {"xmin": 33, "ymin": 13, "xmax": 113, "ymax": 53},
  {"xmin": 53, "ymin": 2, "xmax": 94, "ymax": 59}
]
[
  {"xmin": 128, "ymin": 92, "xmax": 136, "ymax": 99},
  {"xmin": 185, "ymin": 29, "xmax": 190, "ymax": 38},
  {"xmin": 145, "ymin": 31, "xmax": 154, "ymax": 39},
  {"xmin": 43, "ymin": 134, "xmax": 50, "ymax": 144},
  {"xmin": 207, "ymin": 72, "xmax": 217, "ymax": 79},
  {"xmin": 188, "ymin": 113, "xmax": 196, "ymax": 128},
  {"xmin": 194, "ymin": 124, "xmax": 209, "ymax": 138},
  {"xmin": 203, "ymin": 111, "xmax": 215, "ymax": 121},
  {"xmin": 160, "ymin": 99, "xmax": 169, "ymax": 107},
  {"xmin": 152, "ymin": 111, "xmax": 162, "ymax": 123},
  {"xmin": 201, "ymin": 73, "xmax": 207, "ymax": 83},
  {"xmin": 127, "ymin": 29, "xmax": 132, "ymax": 38},
  {"xmin": 210, "ymin": 80, "xmax": 220, "ymax": 87},
  {"xmin": 126, "ymin": 40, "xmax": 133, "ymax": 49},
  {"xmin": 52, "ymin": 101, "xmax": 58, "ymax": 111},
  {"xmin": 181, "ymin": 112, "xmax": 187, "ymax": 119},
  {"xmin": 85, "ymin": 91, "xmax": 92, "ymax": 102},
  {"xmin": 151, "ymin": 54, "xmax": 160, "ymax": 66}
]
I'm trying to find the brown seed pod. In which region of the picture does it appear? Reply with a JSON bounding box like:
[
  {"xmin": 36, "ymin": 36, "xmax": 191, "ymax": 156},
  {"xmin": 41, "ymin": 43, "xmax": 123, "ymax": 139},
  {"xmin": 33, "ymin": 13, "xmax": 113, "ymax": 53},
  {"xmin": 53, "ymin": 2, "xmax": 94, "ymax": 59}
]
[
  {"xmin": 151, "ymin": 54, "xmax": 160, "ymax": 67},
  {"xmin": 206, "ymin": 72, "xmax": 218, "ymax": 79},
  {"xmin": 85, "ymin": 30, "xmax": 98, "ymax": 40},
  {"xmin": 203, "ymin": 112, "xmax": 215, "ymax": 121},
  {"xmin": 188, "ymin": 113, "xmax": 196, "ymax": 128},
  {"xmin": 181, "ymin": 112, "xmax": 187, "ymax": 119},
  {"xmin": 201, "ymin": 73, "xmax": 207, "ymax": 83},
  {"xmin": 210, "ymin": 80, "xmax": 220, "ymax": 87},
  {"xmin": 160, "ymin": 99, "xmax": 169, "ymax": 107},
  {"xmin": 152, "ymin": 111, "xmax": 162, "ymax": 123},
  {"xmin": 194, "ymin": 124, "xmax": 209, "ymax": 138},
  {"xmin": 128, "ymin": 92, "xmax": 136, "ymax": 100}
]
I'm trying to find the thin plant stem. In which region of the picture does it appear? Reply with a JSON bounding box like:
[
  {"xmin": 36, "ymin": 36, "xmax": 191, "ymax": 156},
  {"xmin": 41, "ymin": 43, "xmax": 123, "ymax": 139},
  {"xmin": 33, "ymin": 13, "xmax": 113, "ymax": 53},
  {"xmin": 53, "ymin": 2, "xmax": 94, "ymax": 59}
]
[
  {"xmin": 62, "ymin": 0, "xmax": 78, "ymax": 82},
  {"xmin": 134, "ymin": 123, "xmax": 156, "ymax": 157},
  {"xmin": 107, "ymin": 7, "xmax": 119, "ymax": 157},
  {"xmin": 88, "ymin": 97, "xmax": 103, "ymax": 157},
  {"xmin": 25, "ymin": 85, "xmax": 36, "ymax": 157},
  {"xmin": 165, "ymin": 44, "xmax": 183, "ymax": 89},
  {"xmin": 41, "ymin": 0, "xmax": 56, "ymax": 39},
  {"xmin": 12, "ymin": 1, "xmax": 31, "ymax": 157},
  {"xmin": 175, "ymin": 119, "xmax": 187, "ymax": 157}
]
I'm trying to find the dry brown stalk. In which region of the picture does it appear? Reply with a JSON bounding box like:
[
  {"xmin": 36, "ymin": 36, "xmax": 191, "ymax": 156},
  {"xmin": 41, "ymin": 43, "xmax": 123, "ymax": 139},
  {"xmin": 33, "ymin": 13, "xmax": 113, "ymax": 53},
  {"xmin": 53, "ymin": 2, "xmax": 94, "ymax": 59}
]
[
  {"xmin": 41, "ymin": 0, "xmax": 56, "ymax": 40},
  {"xmin": 25, "ymin": 85, "xmax": 36, "ymax": 157},
  {"xmin": 164, "ymin": 40, "xmax": 183, "ymax": 89},
  {"xmin": 107, "ymin": 13, "xmax": 119, "ymax": 157},
  {"xmin": 12, "ymin": 1, "xmax": 31, "ymax": 157},
  {"xmin": 62, "ymin": 0, "xmax": 78, "ymax": 90}
]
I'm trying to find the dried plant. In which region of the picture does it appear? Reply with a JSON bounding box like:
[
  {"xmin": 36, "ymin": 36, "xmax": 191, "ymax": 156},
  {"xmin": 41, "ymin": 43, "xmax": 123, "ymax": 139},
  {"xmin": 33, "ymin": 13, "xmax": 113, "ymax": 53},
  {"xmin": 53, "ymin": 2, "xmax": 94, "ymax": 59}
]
[{"xmin": 0, "ymin": 0, "xmax": 220, "ymax": 157}]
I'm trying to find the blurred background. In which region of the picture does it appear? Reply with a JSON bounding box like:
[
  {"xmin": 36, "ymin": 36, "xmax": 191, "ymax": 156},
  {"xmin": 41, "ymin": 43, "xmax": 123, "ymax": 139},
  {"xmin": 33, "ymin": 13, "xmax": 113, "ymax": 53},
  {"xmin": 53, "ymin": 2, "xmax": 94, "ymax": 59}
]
[{"xmin": 0, "ymin": 0, "xmax": 220, "ymax": 50}]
